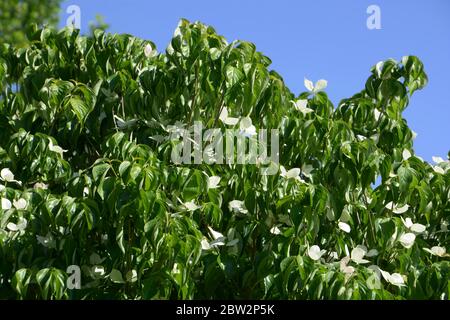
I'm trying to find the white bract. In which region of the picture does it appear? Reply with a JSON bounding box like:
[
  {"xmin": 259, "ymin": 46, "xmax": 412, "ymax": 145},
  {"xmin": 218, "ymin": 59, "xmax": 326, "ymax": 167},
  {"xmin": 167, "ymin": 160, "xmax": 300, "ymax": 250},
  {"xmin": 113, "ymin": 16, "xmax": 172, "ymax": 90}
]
[
  {"xmin": 338, "ymin": 221, "xmax": 351, "ymax": 233},
  {"xmin": 280, "ymin": 166, "xmax": 303, "ymax": 182},
  {"xmin": 33, "ymin": 182, "xmax": 48, "ymax": 190},
  {"xmin": 48, "ymin": 140, "xmax": 67, "ymax": 158},
  {"xmin": 126, "ymin": 270, "xmax": 138, "ymax": 282},
  {"xmin": 401, "ymin": 217, "xmax": 426, "ymax": 234},
  {"xmin": 385, "ymin": 202, "xmax": 409, "ymax": 214},
  {"xmin": 201, "ymin": 238, "xmax": 211, "ymax": 250},
  {"xmin": 304, "ymin": 78, "xmax": 327, "ymax": 94},
  {"xmin": 399, "ymin": 232, "xmax": 416, "ymax": 249},
  {"xmin": 219, "ymin": 107, "xmax": 239, "ymax": 126},
  {"xmin": 1, "ymin": 198, "xmax": 12, "ymax": 210},
  {"xmin": 0, "ymin": 168, "xmax": 21, "ymax": 185},
  {"xmin": 239, "ymin": 116, "xmax": 257, "ymax": 137},
  {"xmin": 402, "ymin": 149, "xmax": 412, "ymax": 161},
  {"xmin": 228, "ymin": 200, "xmax": 248, "ymax": 214},
  {"xmin": 92, "ymin": 266, "xmax": 105, "ymax": 277},
  {"xmin": 208, "ymin": 176, "xmax": 221, "ymax": 189},
  {"xmin": 13, "ymin": 198, "xmax": 27, "ymax": 210},
  {"xmin": 350, "ymin": 246, "xmax": 369, "ymax": 264},
  {"xmin": 308, "ymin": 245, "xmax": 326, "ymax": 261},
  {"xmin": 270, "ymin": 226, "xmax": 281, "ymax": 235},
  {"xmin": 433, "ymin": 166, "xmax": 445, "ymax": 174},
  {"xmin": 1, "ymin": 168, "xmax": 14, "ymax": 182},
  {"xmin": 432, "ymin": 156, "xmax": 446, "ymax": 164},
  {"xmin": 340, "ymin": 256, "xmax": 355, "ymax": 274},
  {"xmin": 6, "ymin": 217, "xmax": 27, "ymax": 232},
  {"xmin": 292, "ymin": 99, "xmax": 313, "ymax": 116},
  {"xmin": 144, "ymin": 43, "xmax": 156, "ymax": 58},
  {"xmin": 202, "ymin": 226, "xmax": 232, "ymax": 248},
  {"xmin": 183, "ymin": 200, "xmax": 200, "ymax": 212},
  {"xmin": 370, "ymin": 266, "xmax": 406, "ymax": 287},
  {"xmin": 423, "ymin": 246, "xmax": 447, "ymax": 257}
]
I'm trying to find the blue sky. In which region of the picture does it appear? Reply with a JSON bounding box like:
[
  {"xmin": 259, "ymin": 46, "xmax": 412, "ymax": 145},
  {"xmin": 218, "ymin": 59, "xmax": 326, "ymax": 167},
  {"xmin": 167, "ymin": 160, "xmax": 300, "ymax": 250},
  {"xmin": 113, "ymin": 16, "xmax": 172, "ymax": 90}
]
[{"xmin": 59, "ymin": 0, "xmax": 450, "ymax": 162}]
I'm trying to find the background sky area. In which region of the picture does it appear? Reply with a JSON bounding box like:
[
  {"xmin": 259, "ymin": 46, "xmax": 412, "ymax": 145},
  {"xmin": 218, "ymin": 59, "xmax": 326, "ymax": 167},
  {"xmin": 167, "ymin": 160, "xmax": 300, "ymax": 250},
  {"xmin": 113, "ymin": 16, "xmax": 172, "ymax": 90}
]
[{"xmin": 59, "ymin": 0, "xmax": 450, "ymax": 162}]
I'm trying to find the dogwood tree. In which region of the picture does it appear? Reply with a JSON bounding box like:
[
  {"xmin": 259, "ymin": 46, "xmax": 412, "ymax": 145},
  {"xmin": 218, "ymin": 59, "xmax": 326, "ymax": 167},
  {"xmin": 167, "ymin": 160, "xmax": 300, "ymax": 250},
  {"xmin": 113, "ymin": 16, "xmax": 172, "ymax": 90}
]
[{"xmin": 0, "ymin": 20, "xmax": 448, "ymax": 299}]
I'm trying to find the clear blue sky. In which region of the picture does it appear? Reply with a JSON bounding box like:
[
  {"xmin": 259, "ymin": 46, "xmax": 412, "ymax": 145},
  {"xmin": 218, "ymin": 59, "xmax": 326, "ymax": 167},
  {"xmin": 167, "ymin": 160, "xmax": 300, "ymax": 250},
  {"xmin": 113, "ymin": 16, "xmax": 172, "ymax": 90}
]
[{"xmin": 59, "ymin": 0, "xmax": 450, "ymax": 162}]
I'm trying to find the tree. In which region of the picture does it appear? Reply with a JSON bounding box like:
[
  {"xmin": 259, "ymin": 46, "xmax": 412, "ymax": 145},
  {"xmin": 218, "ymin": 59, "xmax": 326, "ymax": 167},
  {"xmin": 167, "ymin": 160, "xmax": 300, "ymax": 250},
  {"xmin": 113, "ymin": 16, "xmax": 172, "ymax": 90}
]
[
  {"xmin": 0, "ymin": 19, "xmax": 448, "ymax": 299},
  {"xmin": 0, "ymin": 0, "xmax": 62, "ymax": 47}
]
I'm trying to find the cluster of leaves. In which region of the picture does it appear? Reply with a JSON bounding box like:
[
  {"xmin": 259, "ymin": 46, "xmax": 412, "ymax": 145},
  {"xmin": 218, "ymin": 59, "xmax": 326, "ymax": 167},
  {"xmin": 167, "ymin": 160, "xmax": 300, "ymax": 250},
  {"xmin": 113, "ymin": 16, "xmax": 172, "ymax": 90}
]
[
  {"xmin": 0, "ymin": 0, "xmax": 62, "ymax": 47},
  {"xmin": 0, "ymin": 19, "xmax": 449, "ymax": 299}
]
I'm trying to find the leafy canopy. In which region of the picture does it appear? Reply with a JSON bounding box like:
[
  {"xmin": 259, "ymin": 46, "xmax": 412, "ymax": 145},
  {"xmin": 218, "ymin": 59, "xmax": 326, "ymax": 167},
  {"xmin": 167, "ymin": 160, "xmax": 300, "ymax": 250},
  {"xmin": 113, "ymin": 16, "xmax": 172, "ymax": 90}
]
[{"xmin": 0, "ymin": 19, "xmax": 449, "ymax": 299}]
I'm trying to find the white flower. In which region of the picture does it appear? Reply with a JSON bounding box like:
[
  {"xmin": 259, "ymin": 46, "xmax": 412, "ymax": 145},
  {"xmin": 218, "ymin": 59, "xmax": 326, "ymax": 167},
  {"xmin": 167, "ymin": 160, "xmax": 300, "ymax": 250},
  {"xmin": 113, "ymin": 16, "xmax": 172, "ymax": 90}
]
[
  {"xmin": 401, "ymin": 217, "xmax": 413, "ymax": 228},
  {"xmin": 36, "ymin": 232, "xmax": 56, "ymax": 248},
  {"xmin": 109, "ymin": 269, "xmax": 125, "ymax": 283},
  {"xmin": 208, "ymin": 226, "xmax": 224, "ymax": 241},
  {"xmin": 0, "ymin": 168, "xmax": 21, "ymax": 185},
  {"xmin": 338, "ymin": 221, "xmax": 351, "ymax": 233},
  {"xmin": 171, "ymin": 263, "xmax": 180, "ymax": 275},
  {"xmin": 304, "ymin": 78, "xmax": 327, "ymax": 94},
  {"xmin": 410, "ymin": 223, "xmax": 426, "ymax": 234},
  {"xmin": 183, "ymin": 200, "xmax": 200, "ymax": 212},
  {"xmin": 340, "ymin": 256, "xmax": 355, "ymax": 274},
  {"xmin": 48, "ymin": 140, "xmax": 67, "ymax": 158},
  {"xmin": 270, "ymin": 226, "xmax": 282, "ymax": 235},
  {"xmin": 385, "ymin": 202, "xmax": 409, "ymax": 214},
  {"xmin": 219, "ymin": 107, "xmax": 239, "ymax": 126},
  {"xmin": 208, "ymin": 176, "xmax": 221, "ymax": 189},
  {"xmin": 433, "ymin": 166, "xmax": 445, "ymax": 174},
  {"xmin": 0, "ymin": 184, "xmax": 5, "ymax": 192},
  {"xmin": 402, "ymin": 149, "xmax": 412, "ymax": 161},
  {"xmin": 126, "ymin": 270, "xmax": 138, "ymax": 283},
  {"xmin": 432, "ymin": 156, "xmax": 446, "ymax": 164},
  {"xmin": 207, "ymin": 226, "xmax": 226, "ymax": 247},
  {"xmin": 144, "ymin": 43, "xmax": 156, "ymax": 58},
  {"xmin": 239, "ymin": 117, "xmax": 257, "ymax": 137},
  {"xmin": 13, "ymin": 198, "xmax": 27, "ymax": 210},
  {"xmin": 6, "ymin": 217, "xmax": 27, "ymax": 232},
  {"xmin": 399, "ymin": 232, "xmax": 416, "ymax": 249},
  {"xmin": 1, "ymin": 198, "xmax": 12, "ymax": 210},
  {"xmin": 387, "ymin": 273, "xmax": 406, "ymax": 287},
  {"xmin": 374, "ymin": 109, "xmax": 381, "ymax": 121},
  {"xmin": 228, "ymin": 200, "xmax": 248, "ymax": 215},
  {"xmin": 92, "ymin": 266, "xmax": 105, "ymax": 277},
  {"xmin": 201, "ymin": 238, "xmax": 211, "ymax": 250},
  {"xmin": 280, "ymin": 166, "xmax": 303, "ymax": 182},
  {"xmin": 0, "ymin": 168, "xmax": 14, "ymax": 182},
  {"xmin": 33, "ymin": 182, "xmax": 48, "ymax": 190},
  {"xmin": 371, "ymin": 266, "xmax": 406, "ymax": 287},
  {"xmin": 423, "ymin": 246, "xmax": 447, "ymax": 257},
  {"xmin": 350, "ymin": 246, "xmax": 369, "ymax": 264},
  {"xmin": 292, "ymin": 99, "xmax": 313, "ymax": 115},
  {"xmin": 401, "ymin": 217, "xmax": 426, "ymax": 234},
  {"xmin": 308, "ymin": 245, "xmax": 326, "ymax": 261}
]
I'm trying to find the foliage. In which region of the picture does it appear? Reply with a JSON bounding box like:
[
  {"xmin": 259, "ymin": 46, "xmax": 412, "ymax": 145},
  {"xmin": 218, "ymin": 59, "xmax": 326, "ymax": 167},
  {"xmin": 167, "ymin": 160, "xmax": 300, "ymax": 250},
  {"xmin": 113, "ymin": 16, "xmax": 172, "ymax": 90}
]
[
  {"xmin": 0, "ymin": 0, "xmax": 62, "ymax": 47},
  {"xmin": 0, "ymin": 20, "xmax": 449, "ymax": 299}
]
